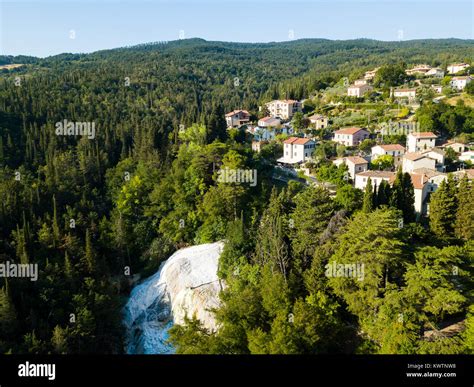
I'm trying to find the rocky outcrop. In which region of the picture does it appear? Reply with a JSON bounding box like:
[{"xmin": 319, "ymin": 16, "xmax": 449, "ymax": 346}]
[{"xmin": 123, "ymin": 242, "xmax": 224, "ymax": 354}]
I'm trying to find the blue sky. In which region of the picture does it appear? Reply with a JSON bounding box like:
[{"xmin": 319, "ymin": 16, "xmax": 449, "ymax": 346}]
[{"xmin": 1, "ymin": 0, "xmax": 473, "ymax": 57}]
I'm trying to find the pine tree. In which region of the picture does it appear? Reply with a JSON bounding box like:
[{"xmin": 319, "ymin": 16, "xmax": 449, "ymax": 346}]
[
  {"xmin": 455, "ymin": 175, "xmax": 473, "ymax": 241},
  {"xmin": 64, "ymin": 251, "xmax": 74, "ymax": 279},
  {"xmin": 362, "ymin": 178, "xmax": 374, "ymax": 213},
  {"xmin": 290, "ymin": 186, "xmax": 334, "ymax": 266},
  {"xmin": 377, "ymin": 179, "xmax": 391, "ymax": 207},
  {"xmin": 328, "ymin": 208, "xmax": 405, "ymax": 318},
  {"xmin": 52, "ymin": 195, "xmax": 60, "ymax": 246},
  {"xmin": 390, "ymin": 169, "xmax": 415, "ymax": 222},
  {"xmin": 51, "ymin": 325, "xmax": 69, "ymax": 354},
  {"xmin": 207, "ymin": 104, "xmax": 227, "ymax": 143},
  {"xmin": 83, "ymin": 229, "xmax": 96, "ymax": 274},
  {"xmin": 254, "ymin": 188, "xmax": 290, "ymax": 277},
  {"xmin": 0, "ymin": 284, "xmax": 17, "ymax": 337},
  {"xmin": 429, "ymin": 177, "xmax": 458, "ymax": 238}
]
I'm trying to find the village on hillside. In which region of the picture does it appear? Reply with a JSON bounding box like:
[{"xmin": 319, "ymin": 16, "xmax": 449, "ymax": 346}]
[{"xmin": 225, "ymin": 62, "xmax": 474, "ymax": 218}]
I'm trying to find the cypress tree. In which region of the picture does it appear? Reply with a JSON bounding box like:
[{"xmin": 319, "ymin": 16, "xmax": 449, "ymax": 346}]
[
  {"xmin": 377, "ymin": 180, "xmax": 391, "ymax": 207},
  {"xmin": 390, "ymin": 169, "xmax": 415, "ymax": 223},
  {"xmin": 429, "ymin": 178, "xmax": 457, "ymax": 238},
  {"xmin": 362, "ymin": 178, "xmax": 374, "ymax": 213},
  {"xmin": 455, "ymin": 175, "xmax": 473, "ymax": 241}
]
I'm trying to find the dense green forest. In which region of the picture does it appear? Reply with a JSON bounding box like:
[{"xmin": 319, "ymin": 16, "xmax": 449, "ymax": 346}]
[{"xmin": 0, "ymin": 38, "xmax": 473, "ymax": 354}]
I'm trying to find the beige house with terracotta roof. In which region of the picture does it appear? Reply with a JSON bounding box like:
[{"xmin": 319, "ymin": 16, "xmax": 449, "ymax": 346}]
[
  {"xmin": 334, "ymin": 156, "xmax": 369, "ymax": 180},
  {"xmin": 364, "ymin": 67, "xmax": 380, "ymax": 80},
  {"xmin": 393, "ymin": 88, "xmax": 417, "ymax": 99},
  {"xmin": 407, "ymin": 132, "xmax": 437, "ymax": 153},
  {"xmin": 402, "ymin": 152, "xmax": 436, "ymax": 173},
  {"xmin": 225, "ymin": 110, "xmax": 250, "ymax": 128},
  {"xmin": 308, "ymin": 114, "xmax": 328, "ymax": 129},
  {"xmin": 334, "ymin": 127, "xmax": 370, "ymax": 147},
  {"xmin": 421, "ymin": 148, "xmax": 445, "ymax": 168},
  {"xmin": 440, "ymin": 142, "xmax": 466, "ymax": 153},
  {"xmin": 405, "ymin": 64, "xmax": 432, "ymax": 76},
  {"xmin": 265, "ymin": 100, "xmax": 302, "ymax": 120},
  {"xmin": 278, "ymin": 137, "xmax": 315, "ymax": 164},
  {"xmin": 347, "ymin": 84, "xmax": 373, "ymax": 98}
]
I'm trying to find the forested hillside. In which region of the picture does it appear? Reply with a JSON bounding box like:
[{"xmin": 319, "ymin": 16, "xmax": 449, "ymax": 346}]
[{"xmin": 0, "ymin": 38, "xmax": 472, "ymax": 354}]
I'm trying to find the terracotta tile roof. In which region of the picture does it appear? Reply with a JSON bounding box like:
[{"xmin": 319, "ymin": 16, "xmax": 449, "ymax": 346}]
[
  {"xmin": 412, "ymin": 168, "xmax": 446, "ymax": 179},
  {"xmin": 225, "ymin": 109, "xmax": 249, "ymax": 117},
  {"xmin": 409, "ymin": 173, "xmax": 428, "ymax": 190},
  {"xmin": 283, "ymin": 136, "xmax": 312, "ymax": 145},
  {"xmin": 335, "ymin": 127, "xmax": 367, "ymax": 135},
  {"xmin": 357, "ymin": 171, "xmax": 395, "ymax": 179},
  {"xmin": 346, "ymin": 156, "xmax": 368, "ymax": 165},
  {"xmin": 404, "ymin": 152, "xmax": 426, "ymax": 161},
  {"xmin": 409, "ymin": 132, "xmax": 437, "ymax": 138},
  {"xmin": 308, "ymin": 114, "xmax": 326, "ymax": 120},
  {"xmin": 348, "ymin": 84, "xmax": 371, "ymax": 89},
  {"xmin": 377, "ymin": 144, "xmax": 405, "ymax": 151},
  {"xmin": 394, "ymin": 88, "xmax": 417, "ymax": 92},
  {"xmin": 422, "ymin": 148, "xmax": 445, "ymax": 156},
  {"xmin": 452, "ymin": 169, "xmax": 474, "ymax": 180}
]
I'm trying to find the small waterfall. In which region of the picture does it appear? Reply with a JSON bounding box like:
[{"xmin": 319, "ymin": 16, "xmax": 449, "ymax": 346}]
[{"xmin": 123, "ymin": 242, "xmax": 224, "ymax": 354}]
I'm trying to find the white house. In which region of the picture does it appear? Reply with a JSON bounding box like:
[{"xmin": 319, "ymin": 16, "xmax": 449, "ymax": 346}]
[
  {"xmin": 258, "ymin": 116, "xmax": 281, "ymax": 127},
  {"xmin": 278, "ymin": 137, "xmax": 316, "ymax": 164},
  {"xmin": 354, "ymin": 79, "xmax": 367, "ymax": 86},
  {"xmin": 431, "ymin": 84, "xmax": 443, "ymax": 94},
  {"xmin": 355, "ymin": 171, "xmax": 395, "ymax": 190},
  {"xmin": 440, "ymin": 142, "xmax": 466, "ymax": 153},
  {"xmin": 421, "ymin": 148, "xmax": 445, "ymax": 168},
  {"xmin": 406, "ymin": 64, "xmax": 432, "ymax": 76},
  {"xmin": 265, "ymin": 100, "xmax": 302, "ymax": 120},
  {"xmin": 333, "ymin": 127, "xmax": 370, "ymax": 147},
  {"xmin": 402, "ymin": 152, "xmax": 436, "ymax": 173},
  {"xmin": 459, "ymin": 150, "xmax": 474, "ymax": 162},
  {"xmin": 452, "ymin": 169, "xmax": 474, "ymax": 181},
  {"xmin": 411, "ymin": 169, "xmax": 448, "ymax": 214},
  {"xmin": 450, "ymin": 76, "xmax": 472, "ymax": 91},
  {"xmin": 252, "ymin": 127, "xmax": 276, "ymax": 142},
  {"xmin": 308, "ymin": 114, "xmax": 328, "ymax": 129},
  {"xmin": 364, "ymin": 67, "xmax": 380, "ymax": 80},
  {"xmin": 409, "ymin": 173, "xmax": 429, "ymax": 214},
  {"xmin": 347, "ymin": 84, "xmax": 373, "ymax": 98},
  {"xmin": 371, "ymin": 144, "xmax": 406, "ymax": 161},
  {"xmin": 393, "ymin": 88, "xmax": 417, "ymax": 99},
  {"xmin": 406, "ymin": 132, "xmax": 437, "ymax": 153},
  {"xmin": 334, "ymin": 156, "xmax": 369, "ymax": 180},
  {"xmin": 447, "ymin": 63, "xmax": 470, "ymax": 74},
  {"xmin": 225, "ymin": 110, "xmax": 250, "ymax": 128},
  {"xmin": 425, "ymin": 68, "xmax": 445, "ymax": 78}
]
